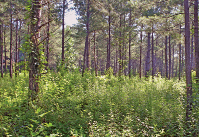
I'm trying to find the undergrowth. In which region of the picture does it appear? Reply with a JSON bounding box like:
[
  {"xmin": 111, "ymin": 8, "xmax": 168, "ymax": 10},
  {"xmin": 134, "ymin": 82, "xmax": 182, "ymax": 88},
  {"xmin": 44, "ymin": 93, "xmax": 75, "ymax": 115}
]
[{"xmin": 1, "ymin": 70, "xmax": 199, "ymax": 136}]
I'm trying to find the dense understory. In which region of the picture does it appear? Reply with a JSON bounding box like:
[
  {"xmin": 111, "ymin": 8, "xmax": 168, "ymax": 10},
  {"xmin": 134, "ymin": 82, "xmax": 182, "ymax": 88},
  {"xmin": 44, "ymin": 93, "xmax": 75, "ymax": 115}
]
[{"xmin": 1, "ymin": 70, "xmax": 199, "ymax": 136}]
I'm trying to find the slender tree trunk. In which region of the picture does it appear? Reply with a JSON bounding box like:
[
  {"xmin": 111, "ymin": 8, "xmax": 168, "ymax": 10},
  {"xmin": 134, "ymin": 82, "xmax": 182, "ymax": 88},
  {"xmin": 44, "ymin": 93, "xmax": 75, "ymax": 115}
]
[
  {"xmin": 172, "ymin": 41, "xmax": 174, "ymax": 78},
  {"xmin": 161, "ymin": 49, "xmax": 164, "ymax": 77},
  {"xmin": 62, "ymin": 0, "xmax": 65, "ymax": 63},
  {"xmin": 184, "ymin": 0, "xmax": 192, "ymax": 127},
  {"xmin": 15, "ymin": 19, "xmax": 18, "ymax": 77},
  {"xmin": 10, "ymin": 1, "xmax": 13, "ymax": 78},
  {"xmin": 106, "ymin": 10, "xmax": 111, "ymax": 70},
  {"xmin": 29, "ymin": 0, "xmax": 42, "ymax": 100},
  {"xmin": 46, "ymin": 1, "xmax": 50, "ymax": 67},
  {"xmin": 4, "ymin": 25, "xmax": 6, "ymax": 73},
  {"xmin": 194, "ymin": 0, "xmax": 199, "ymax": 84},
  {"xmin": 145, "ymin": 32, "xmax": 151, "ymax": 78},
  {"xmin": 82, "ymin": 0, "xmax": 90, "ymax": 76},
  {"xmin": 119, "ymin": 14, "xmax": 122, "ymax": 76},
  {"xmin": 179, "ymin": 43, "xmax": 182, "ymax": 80},
  {"xmin": 191, "ymin": 36, "xmax": 194, "ymax": 70},
  {"xmin": 0, "ymin": 25, "xmax": 3, "ymax": 78},
  {"xmin": 165, "ymin": 36, "xmax": 168, "ymax": 78},
  {"xmin": 169, "ymin": 35, "xmax": 171, "ymax": 79},
  {"xmin": 94, "ymin": 31, "xmax": 97, "ymax": 76},
  {"xmin": 140, "ymin": 25, "xmax": 143, "ymax": 78},
  {"xmin": 179, "ymin": 25, "xmax": 182, "ymax": 80},
  {"xmin": 88, "ymin": 38, "xmax": 90, "ymax": 71},
  {"xmin": 129, "ymin": 8, "xmax": 132, "ymax": 77},
  {"xmin": 152, "ymin": 27, "xmax": 154, "ymax": 79}
]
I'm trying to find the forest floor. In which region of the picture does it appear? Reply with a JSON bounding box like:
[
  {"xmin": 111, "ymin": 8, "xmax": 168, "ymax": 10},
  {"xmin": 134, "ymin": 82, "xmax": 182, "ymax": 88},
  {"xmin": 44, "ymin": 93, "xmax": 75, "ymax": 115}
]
[{"xmin": 1, "ymin": 70, "xmax": 199, "ymax": 136}]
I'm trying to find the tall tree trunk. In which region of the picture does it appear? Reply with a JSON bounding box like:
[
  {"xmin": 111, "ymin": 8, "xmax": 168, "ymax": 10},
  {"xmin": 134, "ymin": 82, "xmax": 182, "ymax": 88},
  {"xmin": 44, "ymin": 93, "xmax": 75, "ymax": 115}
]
[
  {"xmin": 191, "ymin": 36, "xmax": 194, "ymax": 70},
  {"xmin": 140, "ymin": 25, "xmax": 143, "ymax": 78},
  {"xmin": 151, "ymin": 27, "xmax": 154, "ymax": 79},
  {"xmin": 179, "ymin": 43, "xmax": 182, "ymax": 80},
  {"xmin": 15, "ymin": 19, "xmax": 18, "ymax": 77},
  {"xmin": 94, "ymin": 31, "xmax": 97, "ymax": 76},
  {"xmin": 0, "ymin": 25, "xmax": 3, "ymax": 78},
  {"xmin": 82, "ymin": 0, "xmax": 90, "ymax": 76},
  {"xmin": 46, "ymin": 1, "xmax": 50, "ymax": 67},
  {"xmin": 62, "ymin": 0, "xmax": 65, "ymax": 63},
  {"xmin": 194, "ymin": 0, "xmax": 199, "ymax": 84},
  {"xmin": 161, "ymin": 49, "xmax": 164, "ymax": 77},
  {"xmin": 172, "ymin": 41, "xmax": 174, "ymax": 78},
  {"xmin": 106, "ymin": 10, "xmax": 111, "ymax": 70},
  {"xmin": 129, "ymin": 8, "xmax": 132, "ymax": 77},
  {"xmin": 10, "ymin": 1, "xmax": 13, "ymax": 78},
  {"xmin": 165, "ymin": 36, "xmax": 168, "ymax": 78},
  {"xmin": 4, "ymin": 25, "xmax": 6, "ymax": 73},
  {"xmin": 184, "ymin": 0, "xmax": 192, "ymax": 127},
  {"xmin": 145, "ymin": 32, "xmax": 151, "ymax": 78},
  {"xmin": 179, "ymin": 25, "xmax": 182, "ymax": 80},
  {"xmin": 169, "ymin": 35, "xmax": 171, "ymax": 79},
  {"xmin": 29, "ymin": 0, "xmax": 42, "ymax": 100},
  {"xmin": 119, "ymin": 14, "xmax": 122, "ymax": 76}
]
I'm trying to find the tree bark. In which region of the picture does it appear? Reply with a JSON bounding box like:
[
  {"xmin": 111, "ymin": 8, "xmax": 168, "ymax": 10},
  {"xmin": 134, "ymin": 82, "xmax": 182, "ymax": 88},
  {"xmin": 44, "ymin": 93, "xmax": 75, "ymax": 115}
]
[
  {"xmin": 145, "ymin": 32, "xmax": 151, "ymax": 78},
  {"xmin": 184, "ymin": 0, "xmax": 192, "ymax": 127},
  {"xmin": 106, "ymin": 9, "xmax": 111, "ymax": 71},
  {"xmin": 29, "ymin": 0, "xmax": 42, "ymax": 100},
  {"xmin": 0, "ymin": 25, "xmax": 3, "ymax": 78},
  {"xmin": 4, "ymin": 25, "xmax": 6, "ymax": 73},
  {"xmin": 129, "ymin": 8, "xmax": 132, "ymax": 77},
  {"xmin": 119, "ymin": 14, "xmax": 122, "ymax": 76},
  {"xmin": 15, "ymin": 19, "xmax": 18, "ymax": 77},
  {"xmin": 10, "ymin": 1, "xmax": 13, "ymax": 78},
  {"xmin": 82, "ymin": 0, "xmax": 90, "ymax": 76},
  {"xmin": 169, "ymin": 35, "xmax": 171, "ymax": 79},
  {"xmin": 152, "ymin": 28, "xmax": 154, "ymax": 79},
  {"xmin": 165, "ymin": 36, "xmax": 168, "ymax": 78},
  {"xmin": 62, "ymin": 0, "xmax": 65, "ymax": 63},
  {"xmin": 46, "ymin": 1, "xmax": 50, "ymax": 67},
  {"xmin": 93, "ymin": 31, "xmax": 97, "ymax": 76},
  {"xmin": 194, "ymin": 0, "xmax": 199, "ymax": 84},
  {"xmin": 140, "ymin": 25, "xmax": 143, "ymax": 78}
]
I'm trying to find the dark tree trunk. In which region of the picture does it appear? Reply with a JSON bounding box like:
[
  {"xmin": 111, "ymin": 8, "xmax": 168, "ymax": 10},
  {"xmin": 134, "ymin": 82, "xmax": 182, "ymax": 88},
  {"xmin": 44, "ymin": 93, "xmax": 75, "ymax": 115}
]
[
  {"xmin": 151, "ymin": 28, "xmax": 154, "ymax": 79},
  {"xmin": 179, "ymin": 43, "xmax": 182, "ymax": 80},
  {"xmin": 29, "ymin": 0, "xmax": 42, "ymax": 100},
  {"xmin": 119, "ymin": 14, "xmax": 122, "ymax": 76},
  {"xmin": 82, "ymin": 0, "xmax": 90, "ymax": 76},
  {"xmin": 46, "ymin": 1, "xmax": 50, "ymax": 67},
  {"xmin": 106, "ymin": 10, "xmax": 111, "ymax": 70},
  {"xmin": 172, "ymin": 41, "xmax": 174, "ymax": 78},
  {"xmin": 0, "ymin": 25, "xmax": 3, "ymax": 78},
  {"xmin": 140, "ymin": 25, "xmax": 143, "ymax": 78},
  {"xmin": 145, "ymin": 32, "xmax": 151, "ymax": 78},
  {"xmin": 191, "ymin": 36, "xmax": 194, "ymax": 70},
  {"xmin": 194, "ymin": 0, "xmax": 199, "ymax": 85},
  {"xmin": 179, "ymin": 25, "xmax": 182, "ymax": 80},
  {"xmin": 62, "ymin": 0, "xmax": 65, "ymax": 63},
  {"xmin": 88, "ymin": 38, "xmax": 90, "ymax": 70},
  {"xmin": 194, "ymin": 0, "xmax": 199, "ymax": 84},
  {"xmin": 10, "ymin": 1, "xmax": 13, "ymax": 78},
  {"xmin": 184, "ymin": 0, "xmax": 192, "ymax": 127},
  {"xmin": 129, "ymin": 8, "xmax": 132, "ymax": 77},
  {"xmin": 4, "ymin": 25, "xmax": 6, "ymax": 73},
  {"xmin": 161, "ymin": 49, "xmax": 164, "ymax": 77},
  {"xmin": 165, "ymin": 36, "xmax": 168, "ymax": 78},
  {"xmin": 94, "ymin": 31, "xmax": 97, "ymax": 76},
  {"xmin": 169, "ymin": 35, "xmax": 171, "ymax": 79},
  {"xmin": 15, "ymin": 19, "xmax": 18, "ymax": 77}
]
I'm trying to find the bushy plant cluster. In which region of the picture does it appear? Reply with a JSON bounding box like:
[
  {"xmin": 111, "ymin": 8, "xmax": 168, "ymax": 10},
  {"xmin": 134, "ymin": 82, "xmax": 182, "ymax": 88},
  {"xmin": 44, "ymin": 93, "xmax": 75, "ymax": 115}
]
[{"xmin": 1, "ymin": 70, "xmax": 199, "ymax": 136}]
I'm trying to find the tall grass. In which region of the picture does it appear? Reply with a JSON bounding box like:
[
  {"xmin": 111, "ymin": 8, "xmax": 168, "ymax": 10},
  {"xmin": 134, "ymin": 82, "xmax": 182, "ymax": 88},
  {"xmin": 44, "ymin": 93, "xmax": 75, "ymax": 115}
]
[{"xmin": 1, "ymin": 70, "xmax": 198, "ymax": 136}]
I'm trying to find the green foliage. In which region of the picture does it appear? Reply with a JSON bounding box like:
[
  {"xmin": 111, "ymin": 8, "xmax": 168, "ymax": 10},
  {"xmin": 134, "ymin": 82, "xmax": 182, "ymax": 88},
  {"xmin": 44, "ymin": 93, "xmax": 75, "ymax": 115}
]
[{"xmin": 1, "ymin": 71, "xmax": 199, "ymax": 136}]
